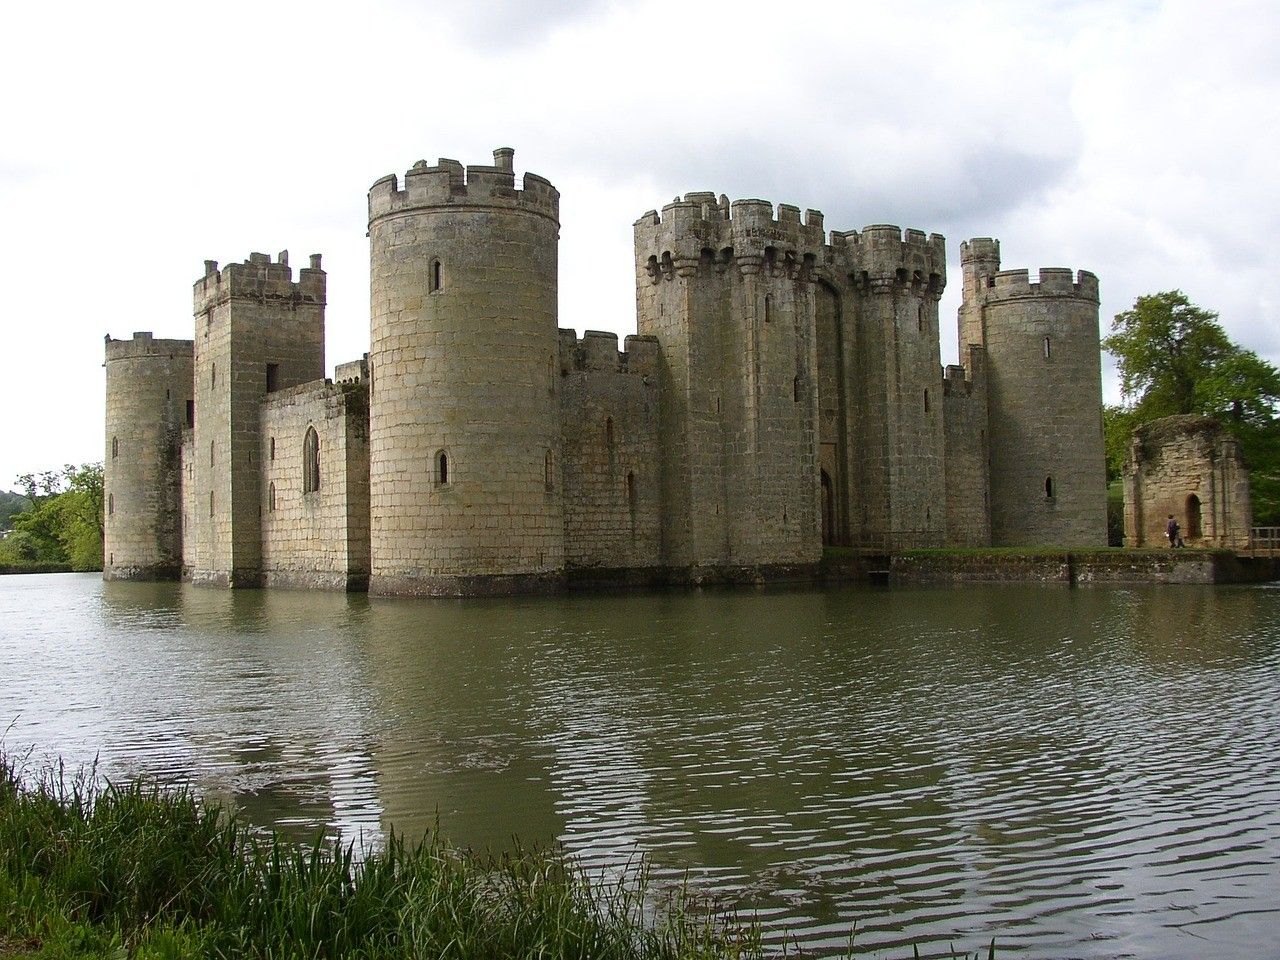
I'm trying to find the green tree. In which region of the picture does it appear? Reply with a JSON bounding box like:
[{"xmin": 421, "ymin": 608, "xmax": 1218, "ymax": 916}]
[
  {"xmin": 1103, "ymin": 290, "xmax": 1280, "ymax": 422},
  {"xmin": 0, "ymin": 490, "xmax": 31, "ymax": 531},
  {"xmin": 1103, "ymin": 291, "xmax": 1280, "ymax": 526},
  {"xmin": 0, "ymin": 463, "xmax": 103, "ymax": 571}
]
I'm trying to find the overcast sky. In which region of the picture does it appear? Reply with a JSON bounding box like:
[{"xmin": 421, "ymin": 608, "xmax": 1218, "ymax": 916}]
[{"xmin": 2, "ymin": 0, "xmax": 1277, "ymax": 488}]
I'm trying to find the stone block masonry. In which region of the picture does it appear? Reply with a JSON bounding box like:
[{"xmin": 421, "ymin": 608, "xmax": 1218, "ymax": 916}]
[
  {"xmin": 104, "ymin": 147, "xmax": 1110, "ymax": 596},
  {"xmin": 1123, "ymin": 415, "xmax": 1251, "ymax": 549}
]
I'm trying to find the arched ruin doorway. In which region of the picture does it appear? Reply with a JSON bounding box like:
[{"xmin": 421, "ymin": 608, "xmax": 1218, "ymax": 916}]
[{"xmin": 1185, "ymin": 494, "xmax": 1202, "ymax": 541}]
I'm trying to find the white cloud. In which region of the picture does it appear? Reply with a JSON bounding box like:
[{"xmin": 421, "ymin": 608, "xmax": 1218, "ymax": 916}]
[{"xmin": 1, "ymin": 0, "xmax": 1277, "ymax": 485}]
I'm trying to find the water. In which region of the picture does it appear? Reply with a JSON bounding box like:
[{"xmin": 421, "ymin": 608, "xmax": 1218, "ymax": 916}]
[{"xmin": 2, "ymin": 574, "xmax": 1279, "ymax": 958}]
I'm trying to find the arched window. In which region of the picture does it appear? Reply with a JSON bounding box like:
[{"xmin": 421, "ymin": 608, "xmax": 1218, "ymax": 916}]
[
  {"xmin": 303, "ymin": 426, "xmax": 320, "ymax": 493},
  {"xmin": 108, "ymin": 493, "xmax": 114, "ymax": 517},
  {"xmin": 764, "ymin": 294, "xmax": 773, "ymax": 323},
  {"xmin": 1043, "ymin": 336, "xmax": 1052, "ymax": 359},
  {"xmin": 111, "ymin": 436, "xmax": 118, "ymax": 459},
  {"xmin": 269, "ymin": 437, "xmax": 275, "ymax": 461},
  {"xmin": 544, "ymin": 450, "xmax": 554, "ymax": 491},
  {"xmin": 429, "ymin": 259, "xmax": 443, "ymax": 293},
  {"xmin": 268, "ymin": 482, "xmax": 276, "ymax": 513},
  {"xmin": 1045, "ymin": 475, "xmax": 1055, "ymax": 499},
  {"xmin": 436, "ymin": 450, "xmax": 449, "ymax": 485}
]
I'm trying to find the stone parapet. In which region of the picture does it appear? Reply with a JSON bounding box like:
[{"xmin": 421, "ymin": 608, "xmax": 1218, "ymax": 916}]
[
  {"xmin": 193, "ymin": 251, "xmax": 325, "ymax": 316},
  {"xmin": 368, "ymin": 148, "xmax": 558, "ymax": 224}
]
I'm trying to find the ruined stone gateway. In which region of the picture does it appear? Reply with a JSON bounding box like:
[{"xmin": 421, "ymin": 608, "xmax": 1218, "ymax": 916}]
[
  {"xmin": 104, "ymin": 148, "xmax": 1107, "ymax": 596},
  {"xmin": 1123, "ymin": 415, "xmax": 1252, "ymax": 549}
]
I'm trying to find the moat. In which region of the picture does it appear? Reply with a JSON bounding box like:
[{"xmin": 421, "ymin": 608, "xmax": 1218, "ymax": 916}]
[{"xmin": 3, "ymin": 575, "xmax": 1279, "ymax": 959}]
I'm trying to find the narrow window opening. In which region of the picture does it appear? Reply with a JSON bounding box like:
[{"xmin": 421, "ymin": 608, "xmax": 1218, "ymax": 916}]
[
  {"xmin": 111, "ymin": 436, "xmax": 118, "ymax": 459},
  {"xmin": 793, "ymin": 376, "xmax": 801, "ymax": 402},
  {"xmin": 186, "ymin": 400, "xmax": 195, "ymax": 428},
  {"xmin": 436, "ymin": 451, "xmax": 449, "ymax": 485},
  {"xmin": 270, "ymin": 437, "xmax": 275, "ymax": 461},
  {"xmin": 429, "ymin": 259, "xmax": 443, "ymax": 293},
  {"xmin": 917, "ymin": 303, "xmax": 925, "ymax": 332},
  {"xmin": 108, "ymin": 493, "xmax": 114, "ymax": 516},
  {"xmin": 209, "ymin": 440, "xmax": 214, "ymax": 466},
  {"xmin": 211, "ymin": 363, "xmax": 216, "ymax": 389},
  {"xmin": 1043, "ymin": 336, "xmax": 1052, "ymax": 360},
  {"xmin": 266, "ymin": 362, "xmax": 279, "ymax": 392},
  {"xmin": 303, "ymin": 426, "xmax": 320, "ymax": 493},
  {"xmin": 1045, "ymin": 476, "xmax": 1055, "ymax": 499},
  {"xmin": 166, "ymin": 388, "xmax": 170, "ymax": 400},
  {"xmin": 268, "ymin": 482, "xmax": 276, "ymax": 512},
  {"xmin": 606, "ymin": 417, "xmax": 614, "ymax": 450},
  {"xmin": 627, "ymin": 471, "xmax": 637, "ymax": 541},
  {"xmin": 764, "ymin": 294, "xmax": 773, "ymax": 323},
  {"xmin": 923, "ymin": 388, "xmax": 930, "ymax": 413},
  {"xmin": 209, "ymin": 491, "xmax": 214, "ymax": 517},
  {"xmin": 544, "ymin": 450, "xmax": 554, "ymax": 491}
]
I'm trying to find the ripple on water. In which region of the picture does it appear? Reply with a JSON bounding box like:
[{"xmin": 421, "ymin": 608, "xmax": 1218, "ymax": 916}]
[{"xmin": 2, "ymin": 577, "xmax": 1280, "ymax": 957}]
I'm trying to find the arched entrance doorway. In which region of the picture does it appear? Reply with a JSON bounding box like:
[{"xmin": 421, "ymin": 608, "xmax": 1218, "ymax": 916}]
[{"xmin": 1185, "ymin": 494, "xmax": 1202, "ymax": 541}]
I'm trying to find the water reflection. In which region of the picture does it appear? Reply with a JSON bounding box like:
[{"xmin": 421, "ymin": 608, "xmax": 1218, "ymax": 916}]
[{"xmin": 1, "ymin": 574, "xmax": 1279, "ymax": 958}]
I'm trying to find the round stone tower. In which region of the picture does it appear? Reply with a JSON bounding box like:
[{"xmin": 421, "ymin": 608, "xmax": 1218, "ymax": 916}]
[
  {"xmin": 959, "ymin": 240, "xmax": 1107, "ymax": 547},
  {"xmin": 103, "ymin": 332, "xmax": 194, "ymax": 580},
  {"xmin": 366, "ymin": 148, "xmax": 564, "ymax": 595}
]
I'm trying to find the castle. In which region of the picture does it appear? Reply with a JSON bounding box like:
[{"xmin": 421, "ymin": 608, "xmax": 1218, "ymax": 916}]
[{"xmin": 103, "ymin": 148, "xmax": 1107, "ymax": 596}]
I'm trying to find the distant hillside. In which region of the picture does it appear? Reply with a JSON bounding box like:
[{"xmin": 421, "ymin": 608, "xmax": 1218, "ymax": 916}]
[{"xmin": 0, "ymin": 490, "xmax": 31, "ymax": 530}]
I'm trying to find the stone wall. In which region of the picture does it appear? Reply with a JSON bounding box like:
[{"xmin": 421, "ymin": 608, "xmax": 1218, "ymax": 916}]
[
  {"xmin": 366, "ymin": 150, "xmax": 564, "ymax": 596},
  {"xmin": 634, "ymin": 195, "xmax": 823, "ymax": 573},
  {"xmin": 558, "ymin": 330, "xmax": 662, "ymax": 572},
  {"xmin": 103, "ymin": 333, "xmax": 193, "ymax": 580},
  {"xmin": 941, "ymin": 347, "xmax": 991, "ymax": 546},
  {"xmin": 830, "ymin": 227, "xmax": 948, "ymax": 548},
  {"xmin": 959, "ymin": 241, "xmax": 1106, "ymax": 547},
  {"xmin": 188, "ymin": 251, "xmax": 326, "ymax": 587},
  {"xmin": 180, "ymin": 430, "xmax": 194, "ymax": 575},
  {"xmin": 1123, "ymin": 415, "xmax": 1252, "ymax": 548},
  {"xmin": 891, "ymin": 549, "xmax": 1239, "ymax": 585},
  {"xmin": 260, "ymin": 381, "xmax": 370, "ymax": 590}
]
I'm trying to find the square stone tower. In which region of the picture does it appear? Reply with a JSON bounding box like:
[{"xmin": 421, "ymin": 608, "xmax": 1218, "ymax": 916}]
[{"xmin": 188, "ymin": 252, "xmax": 326, "ymax": 586}]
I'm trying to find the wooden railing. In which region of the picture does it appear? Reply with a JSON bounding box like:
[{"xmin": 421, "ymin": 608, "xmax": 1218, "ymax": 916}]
[{"xmin": 1247, "ymin": 527, "xmax": 1280, "ymax": 556}]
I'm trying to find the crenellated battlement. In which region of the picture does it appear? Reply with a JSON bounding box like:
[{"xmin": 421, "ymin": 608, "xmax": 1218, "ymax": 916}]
[
  {"xmin": 193, "ymin": 250, "xmax": 326, "ymax": 315},
  {"xmin": 635, "ymin": 193, "xmax": 826, "ymax": 278},
  {"xmin": 368, "ymin": 148, "xmax": 559, "ymax": 224},
  {"xmin": 104, "ymin": 331, "xmax": 194, "ymax": 362},
  {"xmin": 960, "ymin": 237, "xmax": 1001, "ymax": 266},
  {"xmin": 832, "ymin": 224, "xmax": 946, "ymax": 291},
  {"xmin": 960, "ymin": 237, "xmax": 1098, "ymax": 304},
  {"xmin": 985, "ymin": 267, "xmax": 1099, "ymax": 302},
  {"xmin": 635, "ymin": 195, "xmax": 944, "ymax": 290},
  {"xmin": 558, "ymin": 329, "xmax": 660, "ymax": 377}
]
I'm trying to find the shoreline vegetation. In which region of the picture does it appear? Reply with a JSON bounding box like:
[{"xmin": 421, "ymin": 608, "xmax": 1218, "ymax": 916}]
[{"xmin": 0, "ymin": 751, "xmax": 999, "ymax": 960}]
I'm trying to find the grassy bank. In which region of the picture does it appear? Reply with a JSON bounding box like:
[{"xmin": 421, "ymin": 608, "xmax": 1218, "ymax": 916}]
[
  {"xmin": 0, "ymin": 563, "xmax": 75, "ymax": 576},
  {"xmin": 0, "ymin": 752, "xmax": 762, "ymax": 959}
]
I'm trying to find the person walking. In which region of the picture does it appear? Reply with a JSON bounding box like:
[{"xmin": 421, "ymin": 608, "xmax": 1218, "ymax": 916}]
[{"xmin": 1167, "ymin": 514, "xmax": 1181, "ymax": 548}]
